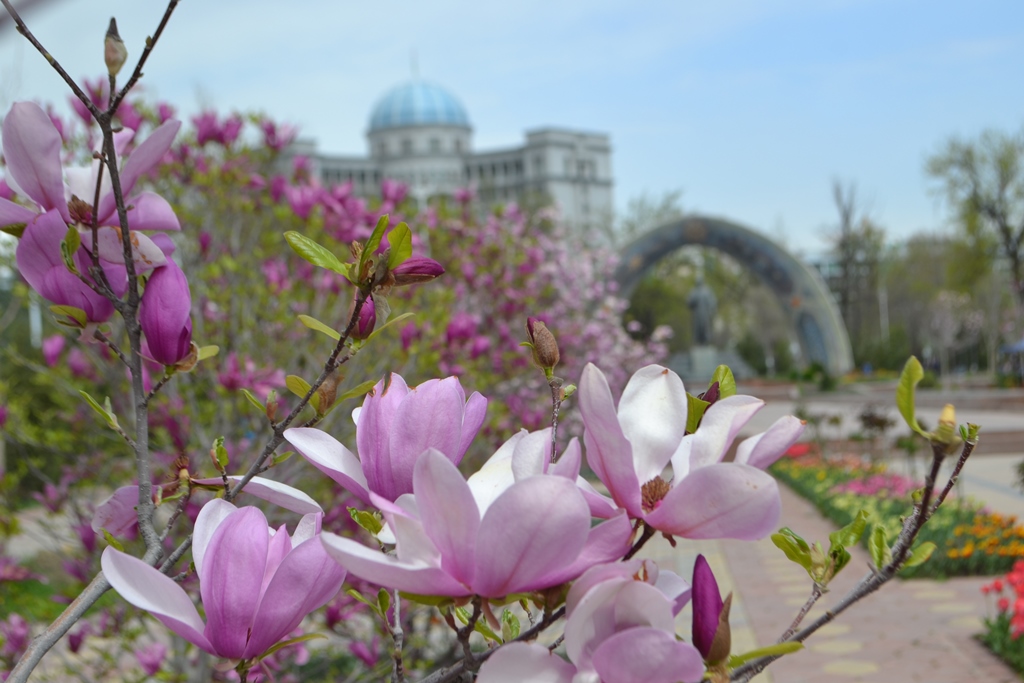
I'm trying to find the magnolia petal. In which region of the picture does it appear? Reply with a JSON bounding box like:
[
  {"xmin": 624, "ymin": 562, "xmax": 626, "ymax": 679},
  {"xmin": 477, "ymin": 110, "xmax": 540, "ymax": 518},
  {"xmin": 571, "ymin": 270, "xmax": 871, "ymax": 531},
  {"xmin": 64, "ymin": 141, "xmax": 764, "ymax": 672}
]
[
  {"xmin": 388, "ymin": 378, "xmax": 466, "ymax": 493},
  {"xmin": 357, "ymin": 374, "xmax": 410, "ymax": 499},
  {"xmin": 101, "ymin": 547, "xmax": 214, "ymax": 653},
  {"xmin": 579, "ymin": 364, "xmax": 642, "ymax": 517},
  {"xmin": 191, "ymin": 499, "xmax": 237, "ymax": 578},
  {"xmin": 611, "ymin": 581, "xmax": 676, "ymax": 633},
  {"xmin": 564, "ymin": 579, "xmax": 627, "ymax": 667},
  {"xmin": 414, "ymin": 449, "xmax": 480, "ymax": 585},
  {"xmin": 92, "ymin": 485, "xmax": 142, "ymax": 535},
  {"xmin": 200, "ymin": 507, "xmax": 269, "ymax": 659},
  {"xmin": 575, "ymin": 476, "xmax": 619, "ymax": 518},
  {"xmin": 2, "ymin": 102, "xmax": 69, "ymax": 219},
  {"xmin": 457, "ymin": 391, "xmax": 488, "ymax": 461},
  {"xmin": 98, "ymin": 119, "xmax": 180, "ymax": 219},
  {"xmin": 321, "ymin": 532, "xmax": 469, "ymax": 596},
  {"xmin": 466, "ymin": 432, "xmax": 523, "ymax": 515},
  {"xmin": 552, "ymin": 437, "xmax": 582, "ymax": 480},
  {"xmin": 473, "ymin": 476, "xmax": 590, "ymax": 597},
  {"xmin": 477, "ymin": 642, "xmax": 576, "ymax": 683},
  {"xmin": 735, "ymin": 415, "xmax": 806, "ymax": 470},
  {"xmin": 191, "ymin": 475, "xmax": 322, "ymax": 514},
  {"xmin": 616, "ymin": 365, "xmax": 688, "ymax": 482},
  {"xmin": 510, "ymin": 428, "xmax": 551, "ymax": 480},
  {"xmin": 592, "ymin": 628, "xmax": 705, "ymax": 683},
  {"xmin": 682, "ymin": 395, "xmax": 764, "ymax": 471},
  {"xmin": 95, "ymin": 226, "xmax": 167, "ymax": 273},
  {"xmin": 286, "ymin": 427, "xmax": 371, "ymax": 504},
  {"xmin": 124, "ymin": 191, "xmax": 181, "ymax": 232},
  {"xmin": 542, "ymin": 512, "xmax": 633, "ymax": 587},
  {"xmin": 245, "ymin": 535, "xmax": 346, "ymax": 659},
  {"xmin": 653, "ymin": 569, "xmax": 692, "ymax": 616},
  {"xmin": 646, "ymin": 463, "xmax": 780, "ymax": 540},
  {"xmin": 565, "ymin": 560, "xmax": 643, "ymax": 616},
  {"xmin": 0, "ymin": 197, "xmax": 37, "ymax": 227}
]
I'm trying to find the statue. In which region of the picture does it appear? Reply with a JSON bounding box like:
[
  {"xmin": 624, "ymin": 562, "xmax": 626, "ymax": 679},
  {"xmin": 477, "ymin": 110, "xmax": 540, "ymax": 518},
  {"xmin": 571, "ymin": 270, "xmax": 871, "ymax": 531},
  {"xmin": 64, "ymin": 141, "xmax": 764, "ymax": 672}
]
[{"xmin": 687, "ymin": 276, "xmax": 717, "ymax": 346}]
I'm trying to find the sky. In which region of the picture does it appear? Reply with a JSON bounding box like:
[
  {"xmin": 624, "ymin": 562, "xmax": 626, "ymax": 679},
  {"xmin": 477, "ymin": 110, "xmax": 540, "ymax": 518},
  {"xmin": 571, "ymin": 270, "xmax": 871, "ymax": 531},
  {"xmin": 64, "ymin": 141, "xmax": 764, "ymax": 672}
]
[{"xmin": 1, "ymin": 0, "xmax": 1023, "ymax": 256}]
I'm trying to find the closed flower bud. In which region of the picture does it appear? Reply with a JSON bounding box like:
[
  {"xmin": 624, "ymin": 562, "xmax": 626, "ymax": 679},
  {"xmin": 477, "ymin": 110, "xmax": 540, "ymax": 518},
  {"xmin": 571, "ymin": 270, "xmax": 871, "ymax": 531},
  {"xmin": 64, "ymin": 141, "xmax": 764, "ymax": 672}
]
[
  {"xmin": 104, "ymin": 18, "xmax": 128, "ymax": 77},
  {"xmin": 525, "ymin": 317, "xmax": 560, "ymax": 370},
  {"xmin": 390, "ymin": 256, "xmax": 444, "ymax": 286},
  {"xmin": 350, "ymin": 293, "xmax": 376, "ymax": 340},
  {"xmin": 140, "ymin": 261, "xmax": 193, "ymax": 366}
]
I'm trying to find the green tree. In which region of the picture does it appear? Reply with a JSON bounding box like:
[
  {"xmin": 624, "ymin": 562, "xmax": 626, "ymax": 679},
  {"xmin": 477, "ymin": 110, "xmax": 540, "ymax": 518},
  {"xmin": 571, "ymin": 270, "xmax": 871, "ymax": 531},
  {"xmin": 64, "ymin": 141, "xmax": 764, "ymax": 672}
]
[{"xmin": 927, "ymin": 128, "xmax": 1024, "ymax": 306}]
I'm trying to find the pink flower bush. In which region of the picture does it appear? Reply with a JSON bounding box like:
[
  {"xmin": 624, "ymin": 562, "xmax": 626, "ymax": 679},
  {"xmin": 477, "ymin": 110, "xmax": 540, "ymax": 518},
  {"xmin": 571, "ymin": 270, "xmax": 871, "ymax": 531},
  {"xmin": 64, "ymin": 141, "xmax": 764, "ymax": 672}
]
[{"xmin": 831, "ymin": 473, "xmax": 924, "ymax": 499}]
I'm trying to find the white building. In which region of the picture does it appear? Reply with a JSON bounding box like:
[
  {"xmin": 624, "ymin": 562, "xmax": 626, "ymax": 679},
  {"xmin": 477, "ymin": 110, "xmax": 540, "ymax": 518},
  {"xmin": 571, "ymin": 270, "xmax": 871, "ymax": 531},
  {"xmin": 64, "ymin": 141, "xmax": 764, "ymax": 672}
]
[{"xmin": 293, "ymin": 80, "xmax": 613, "ymax": 228}]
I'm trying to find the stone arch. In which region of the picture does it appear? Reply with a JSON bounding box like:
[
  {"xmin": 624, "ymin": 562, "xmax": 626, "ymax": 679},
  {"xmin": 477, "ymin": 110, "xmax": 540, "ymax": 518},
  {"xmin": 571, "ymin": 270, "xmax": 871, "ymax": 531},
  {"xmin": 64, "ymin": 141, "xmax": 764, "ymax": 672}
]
[{"xmin": 616, "ymin": 215, "xmax": 853, "ymax": 377}]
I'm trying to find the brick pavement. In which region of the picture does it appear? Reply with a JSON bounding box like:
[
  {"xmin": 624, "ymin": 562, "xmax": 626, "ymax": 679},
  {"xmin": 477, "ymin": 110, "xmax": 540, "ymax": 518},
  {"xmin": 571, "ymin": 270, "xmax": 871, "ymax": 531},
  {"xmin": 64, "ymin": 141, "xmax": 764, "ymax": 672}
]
[{"xmin": 719, "ymin": 484, "xmax": 1018, "ymax": 682}]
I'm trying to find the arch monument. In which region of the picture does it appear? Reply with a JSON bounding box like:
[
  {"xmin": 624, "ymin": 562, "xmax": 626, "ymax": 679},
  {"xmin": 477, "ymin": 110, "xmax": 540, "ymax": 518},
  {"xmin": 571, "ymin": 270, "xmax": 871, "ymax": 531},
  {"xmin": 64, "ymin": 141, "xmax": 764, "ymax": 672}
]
[{"xmin": 615, "ymin": 215, "xmax": 853, "ymax": 378}]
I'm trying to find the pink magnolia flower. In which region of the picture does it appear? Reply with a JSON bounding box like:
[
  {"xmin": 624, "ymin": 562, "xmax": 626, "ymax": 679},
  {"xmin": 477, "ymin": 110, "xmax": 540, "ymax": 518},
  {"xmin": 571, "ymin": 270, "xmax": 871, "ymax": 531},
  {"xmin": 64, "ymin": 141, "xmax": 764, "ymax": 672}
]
[
  {"xmin": 102, "ymin": 501, "xmax": 346, "ymax": 661},
  {"xmin": 135, "ymin": 642, "xmax": 167, "ymax": 676},
  {"xmin": 478, "ymin": 559, "xmax": 704, "ymax": 683},
  {"xmin": 2, "ymin": 102, "xmax": 181, "ymax": 277},
  {"xmin": 285, "ymin": 373, "xmax": 487, "ymax": 503},
  {"xmin": 140, "ymin": 259, "xmax": 193, "ymax": 365},
  {"xmin": 320, "ymin": 448, "xmax": 631, "ymax": 598},
  {"xmin": 391, "ymin": 256, "xmax": 444, "ymax": 286},
  {"xmin": 579, "ymin": 364, "xmax": 804, "ymax": 540},
  {"xmin": 692, "ymin": 554, "xmax": 729, "ymax": 663},
  {"xmin": 41, "ymin": 334, "xmax": 66, "ymax": 366}
]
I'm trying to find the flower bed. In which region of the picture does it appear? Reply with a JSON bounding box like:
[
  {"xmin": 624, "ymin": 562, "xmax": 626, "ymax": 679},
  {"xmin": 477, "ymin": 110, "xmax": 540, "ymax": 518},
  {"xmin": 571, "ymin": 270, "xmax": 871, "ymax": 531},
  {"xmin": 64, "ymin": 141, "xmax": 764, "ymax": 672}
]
[
  {"xmin": 980, "ymin": 563, "xmax": 1024, "ymax": 675},
  {"xmin": 771, "ymin": 456, "xmax": 1024, "ymax": 579}
]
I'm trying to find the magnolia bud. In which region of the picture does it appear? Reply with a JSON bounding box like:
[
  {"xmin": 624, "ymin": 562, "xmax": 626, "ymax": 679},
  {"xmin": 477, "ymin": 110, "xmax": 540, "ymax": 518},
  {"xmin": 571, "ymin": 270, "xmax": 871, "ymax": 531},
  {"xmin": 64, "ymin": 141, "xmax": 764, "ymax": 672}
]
[
  {"xmin": 350, "ymin": 294, "xmax": 376, "ymax": 340},
  {"xmin": 390, "ymin": 257, "xmax": 445, "ymax": 286},
  {"xmin": 104, "ymin": 18, "xmax": 128, "ymax": 77},
  {"xmin": 316, "ymin": 371, "xmax": 342, "ymax": 415},
  {"xmin": 525, "ymin": 318, "xmax": 560, "ymax": 371}
]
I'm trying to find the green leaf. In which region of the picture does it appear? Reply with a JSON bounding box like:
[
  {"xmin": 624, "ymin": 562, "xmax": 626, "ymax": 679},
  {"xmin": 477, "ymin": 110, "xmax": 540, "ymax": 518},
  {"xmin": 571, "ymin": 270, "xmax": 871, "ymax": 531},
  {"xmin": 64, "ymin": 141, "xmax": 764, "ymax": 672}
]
[
  {"xmin": 285, "ymin": 374, "xmax": 310, "ymax": 398},
  {"xmin": 685, "ymin": 393, "xmax": 711, "ymax": 433},
  {"xmin": 337, "ymin": 380, "xmax": 379, "ymax": 404},
  {"xmin": 0, "ymin": 222, "xmax": 27, "ymax": 238},
  {"xmin": 904, "ymin": 541, "xmax": 936, "ymax": 569},
  {"xmin": 777, "ymin": 527, "xmax": 810, "ymax": 553},
  {"xmin": 377, "ymin": 588, "xmax": 391, "ymax": 616},
  {"xmin": 298, "ymin": 314, "xmax": 341, "ymax": 341},
  {"xmin": 212, "ymin": 436, "xmax": 229, "ymax": 471},
  {"xmin": 101, "ymin": 529, "xmax": 125, "ymax": 551},
  {"xmin": 284, "ymin": 231, "xmax": 349, "ymax": 277},
  {"xmin": 60, "ymin": 233, "xmax": 80, "ymax": 274},
  {"xmin": 454, "ymin": 607, "xmax": 501, "ymax": 642},
  {"xmin": 728, "ymin": 642, "xmax": 803, "ymax": 667},
  {"xmin": 196, "ymin": 345, "xmax": 219, "ymax": 361},
  {"xmin": 771, "ymin": 533, "xmax": 813, "ymax": 572},
  {"xmin": 239, "ymin": 388, "xmax": 265, "ymax": 412},
  {"xmin": 260, "ymin": 633, "xmax": 326, "ymax": 660},
  {"xmin": 50, "ymin": 304, "xmax": 87, "ymax": 328},
  {"xmin": 828, "ymin": 509, "xmax": 870, "ymax": 550},
  {"xmin": 361, "ymin": 214, "xmax": 390, "ymax": 274},
  {"xmin": 710, "ymin": 365, "xmax": 737, "ymax": 398},
  {"xmin": 79, "ymin": 390, "xmax": 118, "ymax": 429},
  {"xmin": 869, "ymin": 525, "xmax": 892, "ymax": 570},
  {"xmin": 64, "ymin": 225, "xmax": 82, "ymax": 258},
  {"xmin": 366, "ymin": 311, "xmax": 415, "ymax": 342},
  {"xmin": 345, "ymin": 588, "xmax": 376, "ymax": 609},
  {"xmin": 896, "ymin": 357, "xmax": 926, "ymax": 436},
  {"xmin": 500, "ymin": 609, "xmax": 520, "ymax": 642},
  {"xmin": 830, "ymin": 545, "xmax": 852, "ymax": 576},
  {"xmin": 349, "ymin": 507, "xmax": 383, "ymax": 536},
  {"xmin": 272, "ymin": 450, "xmax": 294, "ymax": 466},
  {"xmin": 386, "ymin": 222, "xmax": 413, "ymax": 269}
]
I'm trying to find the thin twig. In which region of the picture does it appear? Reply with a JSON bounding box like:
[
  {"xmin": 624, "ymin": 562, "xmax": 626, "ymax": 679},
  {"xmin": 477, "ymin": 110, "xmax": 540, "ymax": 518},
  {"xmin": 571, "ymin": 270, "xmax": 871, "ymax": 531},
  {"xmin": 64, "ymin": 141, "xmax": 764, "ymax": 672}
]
[
  {"xmin": 623, "ymin": 522, "xmax": 656, "ymax": 561},
  {"xmin": 778, "ymin": 583, "xmax": 823, "ymax": 642},
  {"xmin": 390, "ymin": 590, "xmax": 405, "ymax": 683},
  {"xmin": 547, "ymin": 376, "xmax": 564, "ymax": 464},
  {"xmin": 92, "ymin": 329, "xmax": 130, "ymax": 367},
  {"xmin": 109, "ymin": 1, "xmax": 181, "ymax": 112}
]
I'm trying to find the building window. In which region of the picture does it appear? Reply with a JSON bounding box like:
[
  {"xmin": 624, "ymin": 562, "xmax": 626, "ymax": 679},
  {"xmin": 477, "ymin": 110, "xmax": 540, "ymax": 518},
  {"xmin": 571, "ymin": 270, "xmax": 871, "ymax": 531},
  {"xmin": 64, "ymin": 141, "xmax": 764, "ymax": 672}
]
[
  {"xmin": 515, "ymin": 160, "xmax": 523, "ymax": 175},
  {"xmin": 430, "ymin": 138, "xmax": 441, "ymax": 152},
  {"xmin": 454, "ymin": 139, "xmax": 463, "ymax": 153},
  {"xmin": 402, "ymin": 138, "xmax": 413, "ymax": 155}
]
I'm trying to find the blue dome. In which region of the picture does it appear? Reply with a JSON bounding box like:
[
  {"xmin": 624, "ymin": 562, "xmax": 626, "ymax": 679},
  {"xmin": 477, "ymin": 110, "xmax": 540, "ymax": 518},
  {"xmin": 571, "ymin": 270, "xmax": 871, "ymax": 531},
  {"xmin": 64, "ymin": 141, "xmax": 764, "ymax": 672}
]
[{"xmin": 369, "ymin": 81, "xmax": 470, "ymax": 131}]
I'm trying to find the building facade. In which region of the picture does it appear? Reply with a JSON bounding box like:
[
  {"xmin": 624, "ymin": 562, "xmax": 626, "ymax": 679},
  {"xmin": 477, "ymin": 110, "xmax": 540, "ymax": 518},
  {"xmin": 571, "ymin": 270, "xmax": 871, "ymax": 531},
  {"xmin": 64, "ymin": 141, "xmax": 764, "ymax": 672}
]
[{"xmin": 292, "ymin": 81, "xmax": 613, "ymax": 228}]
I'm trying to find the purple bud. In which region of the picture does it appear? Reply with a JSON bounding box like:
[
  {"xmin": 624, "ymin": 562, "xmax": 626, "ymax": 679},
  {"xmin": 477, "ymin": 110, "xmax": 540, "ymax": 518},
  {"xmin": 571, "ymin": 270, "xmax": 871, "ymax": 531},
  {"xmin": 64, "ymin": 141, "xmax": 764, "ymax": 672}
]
[
  {"xmin": 351, "ymin": 294, "xmax": 376, "ymax": 340},
  {"xmin": 140, "ymin": 261, "xmax": 193, "ymax": 366},
  {"xmin": 135, "ymin": 642, "xmax": 167, "ymax": 676},
  {"xmin": 391, "ymin": 256, "xmax": 444, "ymax": 286}
]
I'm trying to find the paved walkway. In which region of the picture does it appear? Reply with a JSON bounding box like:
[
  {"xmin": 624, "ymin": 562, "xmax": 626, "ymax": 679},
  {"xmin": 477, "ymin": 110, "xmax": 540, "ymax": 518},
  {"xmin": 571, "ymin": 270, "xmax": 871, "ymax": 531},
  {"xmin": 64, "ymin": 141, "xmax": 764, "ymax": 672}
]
[{"xmin": 645, "ymin": 391, "xmax": 1024, "ymax": 682}]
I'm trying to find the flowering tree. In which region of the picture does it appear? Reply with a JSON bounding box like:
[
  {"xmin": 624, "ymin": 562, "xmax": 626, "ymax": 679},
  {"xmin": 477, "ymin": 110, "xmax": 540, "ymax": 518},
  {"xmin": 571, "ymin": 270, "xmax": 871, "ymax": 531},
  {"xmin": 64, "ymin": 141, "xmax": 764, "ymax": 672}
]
[{"xmin": 0, "ymin": 4, "xmax": 987, "ymax": 683}]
